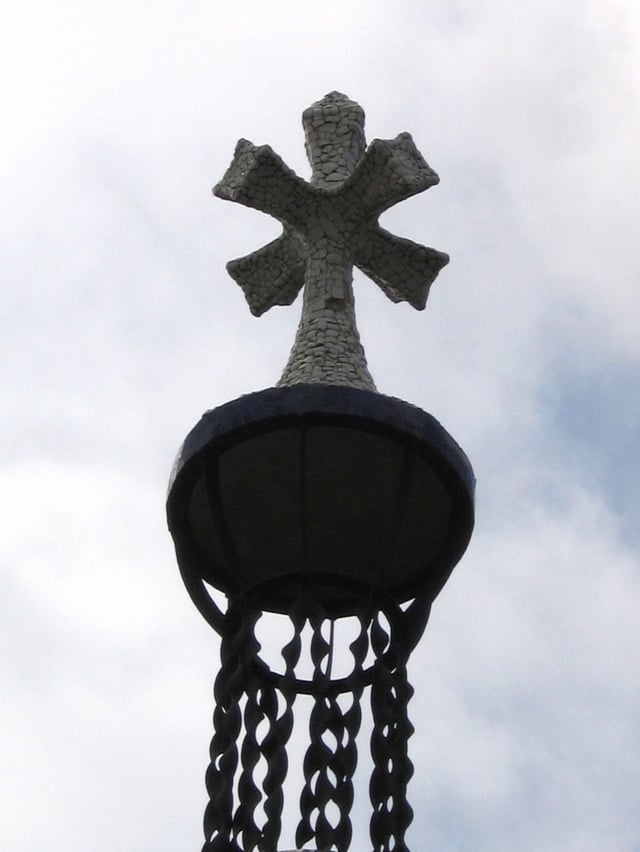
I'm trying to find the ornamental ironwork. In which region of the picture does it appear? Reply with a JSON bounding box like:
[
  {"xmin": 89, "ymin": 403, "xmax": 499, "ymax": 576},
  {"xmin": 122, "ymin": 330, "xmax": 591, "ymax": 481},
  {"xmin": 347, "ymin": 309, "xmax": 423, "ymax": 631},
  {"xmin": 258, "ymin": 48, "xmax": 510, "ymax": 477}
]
[{"xmin": 167, "ymin": 92, "xmax": 474, "ymax": 852}]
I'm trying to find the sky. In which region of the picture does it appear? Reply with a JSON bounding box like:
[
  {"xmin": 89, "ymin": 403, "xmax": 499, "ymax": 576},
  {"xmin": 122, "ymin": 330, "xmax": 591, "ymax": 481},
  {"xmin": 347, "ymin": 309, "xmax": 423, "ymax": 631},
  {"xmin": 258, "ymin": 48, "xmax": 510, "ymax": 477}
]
[{"xmin": 2, "ymin": 0, "xmax": 639, "ymax": 849}]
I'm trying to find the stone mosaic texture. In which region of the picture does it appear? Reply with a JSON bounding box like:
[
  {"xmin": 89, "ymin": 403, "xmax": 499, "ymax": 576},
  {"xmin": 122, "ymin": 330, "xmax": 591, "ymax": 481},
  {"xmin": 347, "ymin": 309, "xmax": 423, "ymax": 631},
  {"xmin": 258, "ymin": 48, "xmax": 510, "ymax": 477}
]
[{"xmin": 214, "ymin": 91, "xmax": 449, "ymax": 391}]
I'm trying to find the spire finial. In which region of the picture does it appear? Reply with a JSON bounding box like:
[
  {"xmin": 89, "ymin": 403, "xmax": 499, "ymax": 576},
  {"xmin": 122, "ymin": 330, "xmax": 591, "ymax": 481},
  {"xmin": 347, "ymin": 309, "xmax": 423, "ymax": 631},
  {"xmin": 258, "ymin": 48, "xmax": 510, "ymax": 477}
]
[{"xmin": 214, "ymin": 94, "xmax": 449, "ymax": 390}]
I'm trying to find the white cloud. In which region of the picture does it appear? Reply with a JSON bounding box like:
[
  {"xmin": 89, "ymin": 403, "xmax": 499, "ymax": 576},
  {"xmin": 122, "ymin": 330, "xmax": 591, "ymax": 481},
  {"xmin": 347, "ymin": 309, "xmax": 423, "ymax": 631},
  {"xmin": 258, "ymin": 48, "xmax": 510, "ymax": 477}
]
[{"xmin": 2, "ymin": 0, "xmax": 639, "ymax": 849}]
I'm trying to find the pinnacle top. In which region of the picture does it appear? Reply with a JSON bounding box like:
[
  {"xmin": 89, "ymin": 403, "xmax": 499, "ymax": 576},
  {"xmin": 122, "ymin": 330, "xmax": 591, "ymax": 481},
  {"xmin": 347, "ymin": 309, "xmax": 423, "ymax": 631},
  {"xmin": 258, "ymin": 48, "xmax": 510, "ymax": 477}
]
[
  {"xmin": 214, "ymin": 94, "xmax": 449, "ymax": 391},
  {"xmin": 302, "ymin": 92, "xmax": 366, "ymax": 188}
]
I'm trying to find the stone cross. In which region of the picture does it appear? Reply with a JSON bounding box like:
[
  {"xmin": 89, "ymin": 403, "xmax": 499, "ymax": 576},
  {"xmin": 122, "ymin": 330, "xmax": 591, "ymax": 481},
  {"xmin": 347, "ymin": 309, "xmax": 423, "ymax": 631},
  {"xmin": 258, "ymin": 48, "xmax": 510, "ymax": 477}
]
[{"xmin": 214, "ymin": 91, "xmax": 449, "ymax": 391}]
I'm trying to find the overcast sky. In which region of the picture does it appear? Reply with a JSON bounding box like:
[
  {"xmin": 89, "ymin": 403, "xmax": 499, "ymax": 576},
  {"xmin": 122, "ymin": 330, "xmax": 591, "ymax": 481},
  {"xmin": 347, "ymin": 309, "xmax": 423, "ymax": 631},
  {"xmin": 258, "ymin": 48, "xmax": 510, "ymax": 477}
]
[{"xmin": 2, "ymin": 1, "xmax": 639, "ymax": 850}]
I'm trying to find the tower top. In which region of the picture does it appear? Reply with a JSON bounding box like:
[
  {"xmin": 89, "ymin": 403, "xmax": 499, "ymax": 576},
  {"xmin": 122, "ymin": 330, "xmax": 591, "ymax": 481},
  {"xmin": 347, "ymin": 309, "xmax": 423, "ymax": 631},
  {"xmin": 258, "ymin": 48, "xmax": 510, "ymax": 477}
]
[
  {"xmin": 214, "ymin": 93, "xmax": 449, "ymax": 390},
  {"xmin": 302, "ymin": 91, "xmax": 366, "ymax": 186},
  {"xmin": 168, "ymin": 93, "xmax": 475, "ymax": 852}
]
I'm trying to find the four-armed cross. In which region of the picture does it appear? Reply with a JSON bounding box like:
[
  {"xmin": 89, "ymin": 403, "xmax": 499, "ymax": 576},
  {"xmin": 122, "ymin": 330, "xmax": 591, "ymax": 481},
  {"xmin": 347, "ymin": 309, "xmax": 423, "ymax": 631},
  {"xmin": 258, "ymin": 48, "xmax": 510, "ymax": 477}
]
[{"xmin": 214, "ymin": 91, "xmax": 449, "ymax": 391}]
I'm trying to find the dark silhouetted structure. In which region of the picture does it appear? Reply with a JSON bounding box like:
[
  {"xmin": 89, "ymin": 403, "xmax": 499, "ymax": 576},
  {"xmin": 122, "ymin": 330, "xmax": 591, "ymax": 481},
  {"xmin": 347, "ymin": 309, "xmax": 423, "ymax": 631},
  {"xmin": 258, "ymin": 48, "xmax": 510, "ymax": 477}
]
[{"xmin": 167, "ymin": 92, "xmax": 474, "ymax": 852}]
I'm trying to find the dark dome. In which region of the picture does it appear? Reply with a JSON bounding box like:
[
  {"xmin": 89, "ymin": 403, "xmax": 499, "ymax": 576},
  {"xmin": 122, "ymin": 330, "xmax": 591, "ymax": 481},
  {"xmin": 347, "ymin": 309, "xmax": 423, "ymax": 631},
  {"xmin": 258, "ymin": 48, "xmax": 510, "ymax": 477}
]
[{"xmin": 167, "ymin": 384, "xmax": 475, "ymax": 618}]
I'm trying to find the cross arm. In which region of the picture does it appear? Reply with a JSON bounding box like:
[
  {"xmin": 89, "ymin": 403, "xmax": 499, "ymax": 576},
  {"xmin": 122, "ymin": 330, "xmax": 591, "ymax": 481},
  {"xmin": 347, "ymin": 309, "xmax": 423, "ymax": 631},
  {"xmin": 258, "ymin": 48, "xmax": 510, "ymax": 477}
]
[
  {"xmin": 213, "ymin": 139, "xmax": 311, "ymax": 231},
  {"xmin": 340, "ymin": 132, "xmax": 441, "ymax": 221},
  {"xmin": 354, "ymin": 225, "xmax": 449, "ymax": 310},
  {"xmin": 226, "ymin": 228, "xmax": 307, "ymax": 317}
]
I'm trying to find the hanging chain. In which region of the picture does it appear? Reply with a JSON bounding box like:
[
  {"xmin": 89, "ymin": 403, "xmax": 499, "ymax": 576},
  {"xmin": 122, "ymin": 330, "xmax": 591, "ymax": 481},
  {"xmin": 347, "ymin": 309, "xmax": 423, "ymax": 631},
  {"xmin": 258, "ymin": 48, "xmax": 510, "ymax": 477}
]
[
  {"xmin": 295, "ymin": 599, "xmax": 370, "ymax": 851},
  {"xmin": 203, "ymin": 595, "xmax": 304, "ymax": 852},
  {"xmin": 202, "ymin": 588, "xmax": 429, "ymax": 852},
  {"xmin": 369, "ymin": 603, "xmax": 416, "ymax": 852},
  {"xmin": 233, "ymin": 631, "xmax": 264, "ymax": 851},
  {"xmin": 203, "ymin": 598, "xmax": 258, "ymax": 852},
  {"xmin": 257, "ymin": 600, "xmax": 305, "ymax": 851}
]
